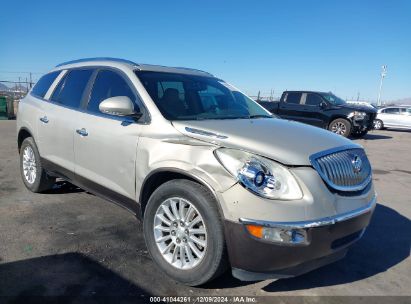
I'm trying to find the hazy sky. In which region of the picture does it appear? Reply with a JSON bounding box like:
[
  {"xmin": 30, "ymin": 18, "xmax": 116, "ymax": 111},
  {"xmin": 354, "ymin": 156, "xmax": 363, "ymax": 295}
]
[{"xmin": 1, "ymin": 0, "xmax": 410, "ymax": 101}]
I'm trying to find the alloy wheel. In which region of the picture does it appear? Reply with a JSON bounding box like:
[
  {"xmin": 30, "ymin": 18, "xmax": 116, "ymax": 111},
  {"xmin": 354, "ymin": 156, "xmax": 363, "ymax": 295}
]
[
  {"xmin": 153, "ymin": 197, "xmax": 207, "ymax": 270},
  {"xmin": 22, "ymin": 146, "xmax": 37, "ymax": 184},
  {"xmin": 331, "ymin": 122, "xmax": 347, "ymax": 135}
]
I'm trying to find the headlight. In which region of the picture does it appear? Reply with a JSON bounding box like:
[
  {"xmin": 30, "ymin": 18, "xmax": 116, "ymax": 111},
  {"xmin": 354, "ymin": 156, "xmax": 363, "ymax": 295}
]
[
  {"xmin": 348, "ymin": 111, "xmax": 366, "ymax": 119},
  {"xmin": 214, "ymin": 148, "xmax": 303, "ymax": 200}
]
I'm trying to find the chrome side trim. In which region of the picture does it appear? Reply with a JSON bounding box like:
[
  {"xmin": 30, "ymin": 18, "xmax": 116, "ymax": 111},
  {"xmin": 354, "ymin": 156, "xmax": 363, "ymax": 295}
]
[
  {"xmin": 239, "ymin": 196, "xmax": 376, "ymax": 229},
  {"xmin": 185, "ymin": 127, "xmax": 228, "ymax": 139}
]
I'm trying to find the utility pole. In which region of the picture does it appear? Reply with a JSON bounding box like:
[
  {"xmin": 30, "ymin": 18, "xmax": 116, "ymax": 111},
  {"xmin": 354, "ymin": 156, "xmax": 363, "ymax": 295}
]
[
  {"xmin": 377, "ymin": 65, "xmax": 387, "ymax": 106},
  {"xmin": 29, "ymin": 72, "xmax": 33, "ymax": 88}
]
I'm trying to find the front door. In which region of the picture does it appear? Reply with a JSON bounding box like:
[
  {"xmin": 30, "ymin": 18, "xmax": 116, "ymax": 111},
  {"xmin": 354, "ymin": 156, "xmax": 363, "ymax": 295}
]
[
  {"xmin": 74, "ymin": 69, "xmax": 143, "ymax": 205},
  {"xmin": 300, "ymin": 93, "xmax": 327, "ymax": 128}
]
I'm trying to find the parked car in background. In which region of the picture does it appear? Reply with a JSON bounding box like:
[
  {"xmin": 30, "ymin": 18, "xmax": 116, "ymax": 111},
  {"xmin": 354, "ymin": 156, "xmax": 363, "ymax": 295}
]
[
  {"xmin": 374, "ymin": 106, "xmax": 411, "ymax": 130},
  {"xmin": 17, "ymin": 58, "xmax": 376, "ymax": 285},
  {"xmin": 259, "ymin": 91, "xmax": 377, "ymax": 138}
]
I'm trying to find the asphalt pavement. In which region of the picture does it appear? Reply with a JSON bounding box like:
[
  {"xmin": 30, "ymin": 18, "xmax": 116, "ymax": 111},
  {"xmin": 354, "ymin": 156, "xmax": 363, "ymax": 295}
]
[{"xmin": 0, "ymin": 120, "xmax": 410, "ymax": 302}]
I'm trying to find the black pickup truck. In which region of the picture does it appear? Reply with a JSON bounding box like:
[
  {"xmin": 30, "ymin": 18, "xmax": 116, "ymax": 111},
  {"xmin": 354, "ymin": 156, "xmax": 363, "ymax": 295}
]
[{"xmin": 259, "ymin": 91, "xmax": 377, "ymax": 138}]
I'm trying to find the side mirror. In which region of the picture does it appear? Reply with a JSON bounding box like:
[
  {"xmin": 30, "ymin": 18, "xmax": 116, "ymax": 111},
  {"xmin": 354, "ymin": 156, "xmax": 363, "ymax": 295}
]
[
  {"xmin": 99, "ymin": 96, "xmax": 142, "ymax": 120},
  {"xmin": 319, "ymin": 101, "xmax": 328, "ymax": 109}
]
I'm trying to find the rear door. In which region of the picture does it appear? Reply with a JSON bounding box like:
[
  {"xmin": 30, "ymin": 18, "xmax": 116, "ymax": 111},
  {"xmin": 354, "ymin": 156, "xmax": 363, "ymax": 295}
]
[
  {"xmin": 278, "ymin": 92, "xmax": 304, "ymax": 121},
  {"xmin": 74, "ymin": 69, "xmax": 144, "ymax": 203},
  {"xmin": 398, "ymin": 108, "xmax": 411, "ymax": 128},
  {"xmin": 38, "ymin": 69, "xmax": 94, "ymax": 178}
]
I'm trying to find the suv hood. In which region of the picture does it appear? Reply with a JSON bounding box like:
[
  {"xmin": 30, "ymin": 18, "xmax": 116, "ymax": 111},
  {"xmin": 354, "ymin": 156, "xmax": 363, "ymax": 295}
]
[{"xmin": 172, "ymin": 118, "xmax": 359, "ymax": 166}]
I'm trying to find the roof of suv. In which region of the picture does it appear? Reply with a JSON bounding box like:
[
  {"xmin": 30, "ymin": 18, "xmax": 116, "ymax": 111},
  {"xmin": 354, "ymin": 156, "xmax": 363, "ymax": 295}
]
[
  {"xmin": 283, "ymin": 90, "xmax": 329, "ymax": 95},
  {"xmin": 54, "ymin": 57, "xmax": 214, "ymax": 77}
]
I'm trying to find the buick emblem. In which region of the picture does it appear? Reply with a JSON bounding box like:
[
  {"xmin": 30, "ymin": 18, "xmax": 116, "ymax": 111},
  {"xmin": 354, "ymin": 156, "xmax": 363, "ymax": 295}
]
[{"xmin": 351, "ymin": 154, "xmax": 362, "ymax": 174}]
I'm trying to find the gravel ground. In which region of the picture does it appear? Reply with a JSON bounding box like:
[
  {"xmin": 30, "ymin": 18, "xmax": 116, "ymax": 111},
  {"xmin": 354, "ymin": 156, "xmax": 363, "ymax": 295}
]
[{"xmin": 0, "ymin": 120, "xmax": 410, "ymax": 302}]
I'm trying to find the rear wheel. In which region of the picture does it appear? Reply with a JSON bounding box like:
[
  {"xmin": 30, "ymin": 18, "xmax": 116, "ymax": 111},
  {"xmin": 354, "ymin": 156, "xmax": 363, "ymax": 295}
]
[
  {"xmin": 374, "ymin": 119, "xmax": 384, "ymax": 130},
  {"xmin": 328, "ymin": 118, "xmax": 352, "ymax": 137},
  {"xmin": 20, "ymin": 137, "xmax": 55, "ymax": 192},
  {"xmin": 143, "ymin": 179, "xmax": 227, "ymax": 286}
]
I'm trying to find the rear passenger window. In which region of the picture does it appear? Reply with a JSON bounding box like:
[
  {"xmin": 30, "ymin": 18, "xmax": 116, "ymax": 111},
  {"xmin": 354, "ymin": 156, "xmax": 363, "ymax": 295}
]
[
  {"xmin": 305, "ymin": 94, "xmax": 322, "ymax": 106},
  {"xmin": 51, "ymin": 69, "xmax": 93, "ymax": 108},
  {"xmin": 384, "ymin": 108, "xmax": 400, "ymax": 114},
  {"xmin": 31, "ymin": 71, "xmax": 60, "ymax": 98},
  {"xmin": 285, "ymin": 93, "xmax": 302, "ymax": 104},
  {"xmin": 87, "ymin": 70, "xmax": 136, "ymax": 114}
]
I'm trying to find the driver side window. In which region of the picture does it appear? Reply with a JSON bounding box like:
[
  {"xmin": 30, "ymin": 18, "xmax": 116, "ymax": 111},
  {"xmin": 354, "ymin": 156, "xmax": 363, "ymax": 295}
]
[{"xmin": 305, "ymin": 93, "xmax": 323, "ymax": 106}]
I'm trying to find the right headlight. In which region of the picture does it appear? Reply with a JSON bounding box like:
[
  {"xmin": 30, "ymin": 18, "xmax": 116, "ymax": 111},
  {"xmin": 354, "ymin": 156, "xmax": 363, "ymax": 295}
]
[
  {"xmin": 348, "ymin": 111, "xmax": 367, "ymax": 119},
  {"xmin": 214, "ymin": 148, "xmax": 303, "ymax": 200}
]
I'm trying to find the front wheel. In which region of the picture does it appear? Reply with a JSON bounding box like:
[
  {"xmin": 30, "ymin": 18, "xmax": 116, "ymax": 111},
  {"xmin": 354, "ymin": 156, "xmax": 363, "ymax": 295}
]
[
  {"xmin": 20, "ymin": 137, "xmax": 55, "ymax": 192},
  {"xmin": 328, "ymin": 118, "xmax": 352, "ymax": 137},
  {"xmin": 143, "ymin": 180, "xmax": 227, "ymax": 286}
]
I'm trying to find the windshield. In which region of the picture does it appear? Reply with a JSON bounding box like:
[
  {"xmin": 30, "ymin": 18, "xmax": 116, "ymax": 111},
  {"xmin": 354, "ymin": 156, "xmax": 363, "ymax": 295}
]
[
  {"xmin": 321, "ymin": 93, "xmax": 346, "ymax": 105},
  {"xmin": 136, "ymin": 71, "xmax": 272, "ymax": 120}
]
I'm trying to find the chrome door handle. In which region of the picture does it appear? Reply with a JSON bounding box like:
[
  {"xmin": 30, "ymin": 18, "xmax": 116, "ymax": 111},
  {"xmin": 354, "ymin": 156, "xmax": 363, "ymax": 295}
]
[
  {"xmin": 39, "ymin": 116, "xmax": 49, "ymax": 123},
  {"xmin": 76, "ymin": 128, "xmax": 88, "ymax": 137}
]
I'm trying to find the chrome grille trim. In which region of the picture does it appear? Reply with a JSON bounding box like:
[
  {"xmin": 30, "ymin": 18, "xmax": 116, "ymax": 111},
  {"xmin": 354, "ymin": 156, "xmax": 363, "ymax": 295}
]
[{"xmin": 310, "ymin": 145, "xmax": 372, "ymax": 192}]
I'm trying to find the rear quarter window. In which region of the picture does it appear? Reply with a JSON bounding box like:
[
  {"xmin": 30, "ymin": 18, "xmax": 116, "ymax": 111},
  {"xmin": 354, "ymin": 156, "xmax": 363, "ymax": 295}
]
[{"xmin": 31, "ymin": 71, "xmax": 60, "ymax": 98}]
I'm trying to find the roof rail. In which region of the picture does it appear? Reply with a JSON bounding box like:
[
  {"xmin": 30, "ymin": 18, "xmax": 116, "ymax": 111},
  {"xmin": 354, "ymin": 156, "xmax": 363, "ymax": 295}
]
[
  {"xmin": 172, "ymin": 66, "xmax": 213, "ymax": 76},
  {"xmin": 56, "ymin": 57, "xmax": 139, "ymax": 67}
]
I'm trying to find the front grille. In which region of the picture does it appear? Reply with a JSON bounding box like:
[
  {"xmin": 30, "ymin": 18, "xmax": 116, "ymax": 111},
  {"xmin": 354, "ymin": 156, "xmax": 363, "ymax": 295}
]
[{"xmin": 310, "ymin": 146, "xmax": 372, "ymax": 192}]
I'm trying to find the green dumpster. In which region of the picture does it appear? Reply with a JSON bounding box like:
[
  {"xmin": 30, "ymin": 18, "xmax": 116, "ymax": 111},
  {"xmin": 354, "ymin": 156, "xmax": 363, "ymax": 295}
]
[{"xmin": 0, "ymin": 96, "xmax": 14, "ymax": 120}]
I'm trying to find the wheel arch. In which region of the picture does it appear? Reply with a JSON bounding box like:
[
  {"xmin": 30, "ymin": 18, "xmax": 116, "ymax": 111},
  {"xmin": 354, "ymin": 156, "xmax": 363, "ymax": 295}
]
[
  {"xmin": 17, "ymin": 127, "xmax": 34, "ymax": 153},
  {"xmin": 139, "ymin": 168, "xmax": 223, "ymax": 219},
  {"xmin": 328, "ymin": 115, "xmax": 352, "ymax": 127}
]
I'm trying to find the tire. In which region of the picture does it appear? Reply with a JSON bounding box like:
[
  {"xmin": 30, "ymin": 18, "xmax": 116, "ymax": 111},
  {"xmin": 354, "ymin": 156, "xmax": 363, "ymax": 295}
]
[
  {"xmin": 374, "ymin": 119, "xmax": 384, "ymax": 130},
  {"xmin": 20, "ymin": 137, "xmax": 55, "ymax": 192},
  {"xmin": 328, "ymin": 118, "xmax": 352, "ymax": 137},
  {"xmin": 143, "ymin": 179, "xmax": 227, "ymax": 286}
]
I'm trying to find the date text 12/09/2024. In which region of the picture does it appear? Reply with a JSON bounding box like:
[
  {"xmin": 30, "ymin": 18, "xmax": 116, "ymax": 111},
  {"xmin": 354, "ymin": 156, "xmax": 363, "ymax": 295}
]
[{"xmin": 149, "ymin": 296, "xmax": 257, "ymax": 303}]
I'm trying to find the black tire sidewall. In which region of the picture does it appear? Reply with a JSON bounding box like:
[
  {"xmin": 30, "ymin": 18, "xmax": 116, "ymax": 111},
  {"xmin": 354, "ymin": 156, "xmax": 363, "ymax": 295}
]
[
  {"xmin": 329, "ymin": 118, "xmax": 352, "ymax": 137},
  {"xmin": 143, "ymin": 179, "xmax": 226, "ymax": 286}
]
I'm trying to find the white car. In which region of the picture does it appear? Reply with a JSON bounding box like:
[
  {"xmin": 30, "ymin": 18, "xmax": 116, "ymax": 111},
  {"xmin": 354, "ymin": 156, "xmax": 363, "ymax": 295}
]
[{"xmin": 374, "ymin": 106, "xmax": 411, "ymax": 130}]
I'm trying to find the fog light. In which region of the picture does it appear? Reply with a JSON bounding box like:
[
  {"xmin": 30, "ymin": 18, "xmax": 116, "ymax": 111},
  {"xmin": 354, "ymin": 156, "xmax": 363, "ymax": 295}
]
[{"xmin": 245, "ymin": 224, "xmax": 308, "ymax": 245}]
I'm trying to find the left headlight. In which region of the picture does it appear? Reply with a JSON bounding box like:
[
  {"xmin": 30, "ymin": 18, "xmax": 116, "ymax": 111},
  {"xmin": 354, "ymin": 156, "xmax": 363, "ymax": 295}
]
[{"xmin": 214, "ymin": 148, "xmax": 303, "ymax": 200}]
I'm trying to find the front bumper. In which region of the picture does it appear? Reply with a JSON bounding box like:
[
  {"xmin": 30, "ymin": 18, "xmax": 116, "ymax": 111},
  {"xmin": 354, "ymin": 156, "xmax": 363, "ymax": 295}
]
[
  {"xmin": 352, "ymin": 113, "xmax": 376, "ymax": 131},
  {"xmin": 224, "ymin": 196, "xmax": 376, "ymax": 281}
]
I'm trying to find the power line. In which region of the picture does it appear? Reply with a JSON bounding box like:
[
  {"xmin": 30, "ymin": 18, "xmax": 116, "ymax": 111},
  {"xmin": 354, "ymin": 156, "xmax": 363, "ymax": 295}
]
[{"xmin": 0, "ymin": 70, "xmax": 45, "ymax": 75}]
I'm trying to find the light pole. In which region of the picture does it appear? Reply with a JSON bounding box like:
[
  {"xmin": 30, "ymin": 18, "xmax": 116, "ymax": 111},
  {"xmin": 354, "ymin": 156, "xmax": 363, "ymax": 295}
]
[{"xmin": 377, "ymin": 65, "xmax": 387, "ymax": 106}]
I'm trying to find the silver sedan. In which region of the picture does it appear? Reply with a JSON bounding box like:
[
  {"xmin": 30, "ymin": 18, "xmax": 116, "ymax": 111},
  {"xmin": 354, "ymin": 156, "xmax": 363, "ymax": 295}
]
[{"xmin": 374, "ymin": 106, "xmax": 411, "ymax": 130}]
